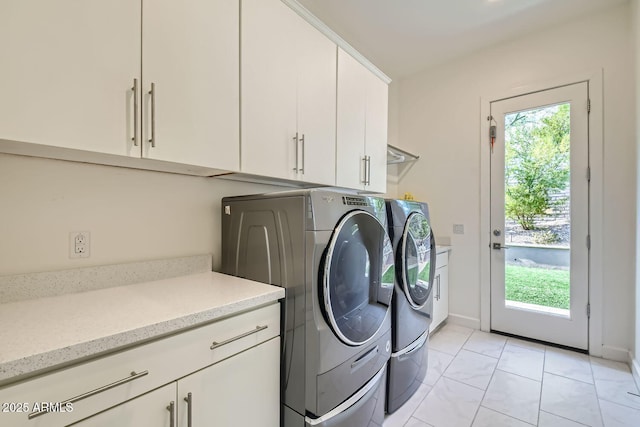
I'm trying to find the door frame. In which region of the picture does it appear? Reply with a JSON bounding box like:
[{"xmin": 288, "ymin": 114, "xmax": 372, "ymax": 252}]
[{"xmin": 479, "ymin": 70, "xmax": 604, "ymax": 357}]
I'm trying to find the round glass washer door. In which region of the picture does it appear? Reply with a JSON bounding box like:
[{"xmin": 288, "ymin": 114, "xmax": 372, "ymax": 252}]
[
  {"xmin": 401, "ymin": 211, "xmax": 433, "ymax": 309},
  {"xmin": 322, "ymin": 210, "xmax": 394, "ymax": 346}
]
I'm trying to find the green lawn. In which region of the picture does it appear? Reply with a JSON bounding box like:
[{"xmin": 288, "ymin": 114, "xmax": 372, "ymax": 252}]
[{"xmin": 505, "ymin": 265, "xmax": 569, "ymax": 310}]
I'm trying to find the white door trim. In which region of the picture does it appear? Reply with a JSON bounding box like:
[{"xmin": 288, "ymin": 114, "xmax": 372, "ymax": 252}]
[{"xmin": 479, "ymin": 69, "xmax": 604, "ymax": 356}]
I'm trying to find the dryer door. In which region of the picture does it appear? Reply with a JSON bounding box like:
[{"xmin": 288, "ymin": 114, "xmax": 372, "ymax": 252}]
[
  {"xmin": 400, "ymin": 212, "xmax": 435, "ymax": 309},
  {"xmin": 322, "ymin": 210, "xmax": 394, "ymax": 346}
]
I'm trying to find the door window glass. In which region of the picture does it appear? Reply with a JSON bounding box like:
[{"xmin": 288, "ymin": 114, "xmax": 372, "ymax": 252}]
[{"xmin": 402, "ymin": 212, "xmax": 432, "ymax": 307}]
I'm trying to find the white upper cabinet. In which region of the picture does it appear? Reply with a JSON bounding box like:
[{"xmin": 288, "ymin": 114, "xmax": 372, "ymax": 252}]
[
  {"xmin": 142, "ymin": 0, "xmax": 239, "ymax": 171},
  {"xmin": 336, "ymin": 48, "xmax": 389, "ymax": 193},
  {"xmin": 0, "ymin": 0, "xmax": 140, "ymax": 156},
  {"xmin": 0, "ymin": 0, "xmax": 239, "ymax": 173},
  {"xmin": 241, "ymin": 0, "xmax": 337, "ymax": 186}
]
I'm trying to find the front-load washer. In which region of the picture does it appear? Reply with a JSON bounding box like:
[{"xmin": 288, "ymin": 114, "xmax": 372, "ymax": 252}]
[
  {"xmin": 221, "ymin": 189, "xmax": 394, "ymax": 427},
  {"xmin": 385, "ymin": 199, "xmax": 436, "ymax": 413}
]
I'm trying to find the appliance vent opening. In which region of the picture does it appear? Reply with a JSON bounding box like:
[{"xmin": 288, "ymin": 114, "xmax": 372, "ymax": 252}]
[{"xmin": 342, "ymin": 196, "xmax": 368, "ymax": 206}]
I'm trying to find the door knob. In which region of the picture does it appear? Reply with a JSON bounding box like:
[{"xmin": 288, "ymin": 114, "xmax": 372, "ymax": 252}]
[{"xmin": 492, "ymin": 243, "xmax": 509, "ymax": 250}]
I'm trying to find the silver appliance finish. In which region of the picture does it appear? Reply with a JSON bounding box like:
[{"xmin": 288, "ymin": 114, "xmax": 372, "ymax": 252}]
[
  {"xmin": 221, "ymin": 190, "xmax": 393, "ymax": 427},
  {"xmin": 385, "ymin": 199, "xmax": 436, "ymax": 414}
]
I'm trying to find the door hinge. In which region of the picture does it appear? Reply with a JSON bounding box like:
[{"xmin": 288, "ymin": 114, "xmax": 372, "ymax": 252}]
[
  {"xmin": 586, "ymin": 166, "xmax": 591, "ymax": 182},
  {"xmin": 586, "ymin": 303, "xmax": 591, "ymax": 318},
  {"xmin": 586, "ymin": 235, "xmax": 591, "ymax": 250},
  {"xmin": 587, "ymin": 98, "xmax": 591, "ymax": 113}
]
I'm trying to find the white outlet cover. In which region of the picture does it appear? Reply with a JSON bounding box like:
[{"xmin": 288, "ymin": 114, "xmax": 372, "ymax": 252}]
[
  {"xmin": 69, "ymin": 231, "xmax": 91, "ymax": 258},
  {"xmin": 453, "ymin": 224, "xmax": 464, "ymax": 235}
]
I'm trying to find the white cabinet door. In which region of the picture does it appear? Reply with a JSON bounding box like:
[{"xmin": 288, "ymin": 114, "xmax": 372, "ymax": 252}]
[
  {"xmin": 336, "ymin": 48, "xmax": 388, "ymax": 193},
  {"xmin": 142, "ymin": 0, "xmax": 239, "ymax": 170},
  {"xmin": 0, "ymin": 0, "xmax": 140, "ymax": 156},
  {"xmin": 177, "ymin": 338, "xmax": 280, "ymax": 427},
  {"xmin": 241, "ymin": 0, "xmax": 298, "ymax": 180},
  {"xmin": 336, "ymin": 48, "xmax": 368, "ymax": 190},
  {"xmin": 431, "ymin": 253, "xmax": 450, "ymax": 333},
  {"xmin": 71, "ymin": 383, "xmax": 175, "ymax": 427},
  {"xmin": 296, "ymin": 15, "xmax": 337, "ymax": 186},
  {"xmin": 364, "ymin": 72, "xmax": 389, "ymax": 194},
  {"xmin": 241, "ymin": 0, "xmax": 336, "ymax": 185}
]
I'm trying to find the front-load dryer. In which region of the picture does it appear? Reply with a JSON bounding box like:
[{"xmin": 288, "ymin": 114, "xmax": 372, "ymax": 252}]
[
  {"xmin": 221, "ymin": 190, "xmax": 393, "ymax": 427},
  {"xmin": 385, "ymin": 199, "xmax": 436, "ymax": 413}
]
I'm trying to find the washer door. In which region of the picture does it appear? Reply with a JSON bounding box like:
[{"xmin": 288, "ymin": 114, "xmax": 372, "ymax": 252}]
[
  {"xmin": 401, "ymin": 212, "xmax": 435, "ymax": 309},
  {"xmin": 322, "ymin": 210, "xmax": 394, "ymax": 346}
]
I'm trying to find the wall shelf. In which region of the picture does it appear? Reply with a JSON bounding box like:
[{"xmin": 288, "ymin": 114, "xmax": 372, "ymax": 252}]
[{"xmin": 387, "ymin": 144, "xmax": 419, "ymax": 184}]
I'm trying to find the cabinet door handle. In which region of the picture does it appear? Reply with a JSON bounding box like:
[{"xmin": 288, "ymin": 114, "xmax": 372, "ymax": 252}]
[
  {"xmin": 183, "ymin": 392, "xmax": 193, "ymax": 427},
  {"xmin": 361, "ymin": 156, "xmax": 368, "ymax": 184},
  {"xmin": 167, "ymin": 401, "xmax": 175, "ymax": 427},
  {"xmin": 293, "ymin": 133, "xmax": 299, "ymax": 172},
  {"xmin": 300, "ymin": 133, "xmax": 305, "ymax": 174},
  {"xmin": 131, "ymin": 78, "xmax": 139, "ymax": 146},
  {"xmin": 27, "ymin": 370, "xmax": 149, "ymax": 419},
  {"xmin": 148, "ymin": 82, "xmax": 156, "ymax": 148},
  {"xmin": 366, "ymin": 155, "xmax": 371, "ymax": 185},
  {"xmin": 436, "ymin": 274, "xmax": 441, "ymax": 300},
  {"xmin": 210, "ymin": 325, "xmax": 268, "ymax": 350}
]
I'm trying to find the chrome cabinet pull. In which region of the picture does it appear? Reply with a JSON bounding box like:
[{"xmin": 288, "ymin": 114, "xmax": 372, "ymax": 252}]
[
  {"xmin": 167, "ymin": 401, "xmax": 175, "ymax": 427},
  {"xmin": 131, "ymin": 78, "xmax": 139, "ymax": 146},
  {"xmin": 293, "ymin": 133, "xmax": 299, "ymax": 172},
  {"xmin": 183, "ymin": 392, "xmax": 192, "ymax": 427},
  {"xmin": 436, "ymin": 274, "xmax": 441, "ymax": 300},
  {"xmin": 366, "ymin": 155, "xmax": 371, "ymax": 185},
  {"xmin": 148, "ymin": 82, "xmax": 156, "ymax": 148},
  {"xmin": 299, "ymin": 133, "xmax": 305, "ymax": 174},
  {"xmin": 210, "ymin": 325, "xmax": 268, "ymax": 350},
  {"xmin": 28, "ymin": 370, "xmax": 149, "ymax": 419},
  {"xmin": 361, "ymin": 156, "xmax": 368, "ymax": 184}
]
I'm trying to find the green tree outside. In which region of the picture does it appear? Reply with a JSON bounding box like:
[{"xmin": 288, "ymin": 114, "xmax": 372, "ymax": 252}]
[{"xmin": 504, "ymin": 104, "xmax": 570, "ymax": 230}]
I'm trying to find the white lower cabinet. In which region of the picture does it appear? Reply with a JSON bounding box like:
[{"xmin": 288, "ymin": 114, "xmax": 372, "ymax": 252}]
[
  {"xmin": 177, "ymin": 338, "xmax": 280, "ymax": 427},
  {"xmin": 70, "ymin": 384, "xmax": 175, "ymax": 427},
  {"xmin": 0, "ymin": 303, "xmax": 280, "ymax": 427},
  {"xmin": 430, "ymin": 251, "xmax": 450, "ymax": 333}
]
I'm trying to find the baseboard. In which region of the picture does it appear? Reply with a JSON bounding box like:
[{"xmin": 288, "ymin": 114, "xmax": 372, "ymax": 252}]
[
  {"xmin": 631, "ymin": 355, "xmax": 640, "ymax": 392},
  {"xmin": 447, "ymin": 313, "xmax": 480, "ymax": 330},
  {"xmin": 601, "ymin": 345, "xmax": 631, "ymax": 362}
]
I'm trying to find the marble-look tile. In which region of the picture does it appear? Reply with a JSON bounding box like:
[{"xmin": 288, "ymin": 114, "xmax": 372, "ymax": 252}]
[
  {"xmin": 590, "ymin": 357, "xmax": 640, "ymax": 410},
  {"xmin": 506, "ymin": 337, "xmax": 546, "ymax": 353},
  {"xmin": 403, "ymin": 417, "xmax": 435, "ymax": 427},
  {"xmin": 540, "ymin": 372, "xmax": 602, "ymax": 427},
  {"xmin": 481, "ymin": 370, "xmax": 541, "ymax": 425},
  {"xmin": 463, "ymin": 330, "xmax": 507, "ymax": 359},
  {"xmin": 383, "ymin": 382, "xmax": 432, "ymax": 427},
  {"xmin": 497, "ymin": 342, "xmax": 545, "ymax": 381},
  {"xmin": 429, "ymin": 324, "xmax": 473, "ymax": 356},
  {"xmin": 538, "ymin": 411, "xmax": 588, "ymax": 427},
  {"xmin": 472, "ymin": 407, "xmax": 535, "ymax": 427},
  {"xmin": 443, "ymin": 349, "xmax": 498, "ymax": 390},
  {"xmin": 425, "ymin": 349, "xmax": 455, "ymax": 386},
  {"xmin": 413, "ymin": 377, "xmax": 484, "ymax": 427},
  {"xmin": 599, "ymin": 399, "xmax": 640, "ymax": 427},
  {"xmin": 544, "ymin": 347, "xmax": 594, "ymax": 384}
]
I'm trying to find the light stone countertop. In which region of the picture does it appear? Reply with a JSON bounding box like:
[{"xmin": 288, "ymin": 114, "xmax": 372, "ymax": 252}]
[
  {"xmin": 0, "ymin": 272, "xmax": 284, "ymax": 385},
  {"xmin": 436, "ymin": 245, "xmax": 452, "ymax": 254}
]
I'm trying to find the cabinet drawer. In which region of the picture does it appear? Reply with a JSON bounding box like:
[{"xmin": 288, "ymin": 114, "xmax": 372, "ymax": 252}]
[
  {"xmin": 436, "ymin": 251, "xmax": 448, "ymax": 268},
  {"xmin": 0, "ymin": 303, "xmax": 279, "ymax": 427}
]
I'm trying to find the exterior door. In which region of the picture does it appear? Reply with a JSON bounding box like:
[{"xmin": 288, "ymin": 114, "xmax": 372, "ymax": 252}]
[
  {"xmin": 322, "ymin": 211, "xmax": 394, "ymax": 346},
  {"xmin": 490, "ymin": 82, "xmax": 589, "ymax": 350}
]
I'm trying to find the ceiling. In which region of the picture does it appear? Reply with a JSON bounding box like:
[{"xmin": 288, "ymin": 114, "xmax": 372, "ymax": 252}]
[{"xmin": 296, "ymin": 0, "xmax": 628, "ymax": 79}]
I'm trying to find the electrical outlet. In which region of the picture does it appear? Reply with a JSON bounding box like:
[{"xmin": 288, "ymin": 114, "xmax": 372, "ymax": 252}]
[
  {"xmin": 69, "ymin": 231, "xmax": 91, "ymax": 258},
  {"xmin": 453, "ymin": 224, "xmax": 465, "ymax": 235}
]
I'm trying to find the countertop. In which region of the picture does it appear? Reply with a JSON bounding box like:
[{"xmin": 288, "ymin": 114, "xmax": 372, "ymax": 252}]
[
  {"xmin": 0, "ymin": 272, "xmax": 284, "ymax": 385},
  {"xmin": 436, "ymin": 245, "xmax": 452, "ymax": 254}
]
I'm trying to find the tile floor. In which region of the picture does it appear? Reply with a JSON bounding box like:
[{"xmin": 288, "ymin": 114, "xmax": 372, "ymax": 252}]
[{"xmin": 383, "ymin": 323, "xmax": 640, "ymax": 427}]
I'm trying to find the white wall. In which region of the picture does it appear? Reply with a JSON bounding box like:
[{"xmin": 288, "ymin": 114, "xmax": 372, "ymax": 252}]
[
  {"xmin": 633, "ymin": 0, "xmax": 640, "ymax": 382},
  {"xmin": 398, "ymin": 4, "xmax": 636, "ymax": 354},
  {"xmin": 0, "ymin": 153, "xmax": 281, "ymax": 276}
]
